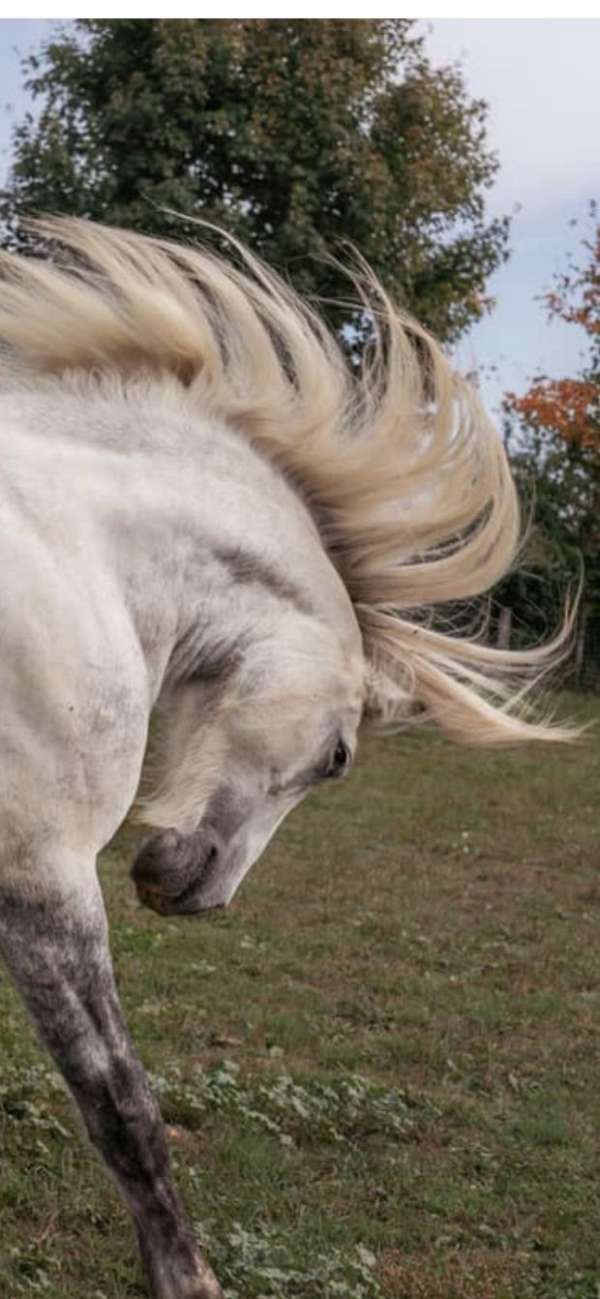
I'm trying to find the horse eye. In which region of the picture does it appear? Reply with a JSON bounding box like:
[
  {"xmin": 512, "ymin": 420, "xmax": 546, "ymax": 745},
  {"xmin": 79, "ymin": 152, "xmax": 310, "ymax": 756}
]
[{"xmin": 325, "ymin": 739, "xmax": 351, "ymax": 779}]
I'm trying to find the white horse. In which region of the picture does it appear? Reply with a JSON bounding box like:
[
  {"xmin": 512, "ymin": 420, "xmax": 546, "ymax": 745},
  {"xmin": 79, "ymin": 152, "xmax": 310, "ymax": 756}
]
[{"xmin": 0, "ymin": 219, "xmax": 572, "ymax": 1298}]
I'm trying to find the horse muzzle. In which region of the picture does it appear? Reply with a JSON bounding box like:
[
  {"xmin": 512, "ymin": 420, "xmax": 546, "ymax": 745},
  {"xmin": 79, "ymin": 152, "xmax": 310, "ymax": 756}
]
[{"xmin": 131, "ymin": 827, "xmax": 225, "ymax": 915}]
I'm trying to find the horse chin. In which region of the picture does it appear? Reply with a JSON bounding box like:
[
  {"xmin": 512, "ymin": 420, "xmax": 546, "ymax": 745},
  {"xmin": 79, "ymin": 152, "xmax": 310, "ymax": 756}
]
[{"xmin": 130, "ymin": 827, "xmax": 224, "ymax": 917}]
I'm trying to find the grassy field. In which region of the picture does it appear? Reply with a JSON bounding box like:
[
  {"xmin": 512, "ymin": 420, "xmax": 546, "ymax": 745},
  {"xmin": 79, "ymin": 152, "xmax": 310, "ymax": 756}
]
[{"xmin": 1, "ymin": 694, "xmax": 599, "ymax": 1299}]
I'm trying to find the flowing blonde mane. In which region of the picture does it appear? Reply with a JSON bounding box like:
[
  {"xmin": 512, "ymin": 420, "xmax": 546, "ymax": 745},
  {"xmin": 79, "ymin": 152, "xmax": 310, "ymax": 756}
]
[{"xmin": 0, "ymin": 217, "xmax": 574, "ymax": 744}]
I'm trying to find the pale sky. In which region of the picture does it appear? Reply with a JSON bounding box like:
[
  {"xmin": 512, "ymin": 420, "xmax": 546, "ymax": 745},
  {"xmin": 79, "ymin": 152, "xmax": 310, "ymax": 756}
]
[
  {"xmin": 423, "ymin": 19, "xmax": 600, "ymax": 411},
  {"xmin": 1, "ymin": 18, "xmax": 599, "ymax": 414}
]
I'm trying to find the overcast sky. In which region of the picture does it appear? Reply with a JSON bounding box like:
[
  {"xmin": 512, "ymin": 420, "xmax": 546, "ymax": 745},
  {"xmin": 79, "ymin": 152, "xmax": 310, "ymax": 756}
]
[
  {"xmin": 1, "ymin": 18, "xmax": 599, "ymax": 414},
  {"xmin": 423, "ymin": 20, "xmax": 599, "ymax": 411}
]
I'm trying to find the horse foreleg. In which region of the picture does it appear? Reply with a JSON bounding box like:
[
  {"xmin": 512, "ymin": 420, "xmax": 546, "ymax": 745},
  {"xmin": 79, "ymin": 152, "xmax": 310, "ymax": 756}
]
[{"xmin": 0, "ymin": 873, "xmax": 223, "ymax": 1299}]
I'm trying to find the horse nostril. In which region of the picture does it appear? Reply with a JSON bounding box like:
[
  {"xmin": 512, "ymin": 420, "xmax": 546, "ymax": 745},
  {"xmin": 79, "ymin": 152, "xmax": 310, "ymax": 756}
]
[{"xmin": 202, "ymin": 841, "xmax": 219, "ymax": 874}]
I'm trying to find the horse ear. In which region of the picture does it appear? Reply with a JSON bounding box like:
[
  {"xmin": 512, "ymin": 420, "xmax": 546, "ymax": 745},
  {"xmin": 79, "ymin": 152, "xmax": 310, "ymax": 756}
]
[{"xmin": 363, "ymin": 659, "xmax": 415, "ymax": 732}]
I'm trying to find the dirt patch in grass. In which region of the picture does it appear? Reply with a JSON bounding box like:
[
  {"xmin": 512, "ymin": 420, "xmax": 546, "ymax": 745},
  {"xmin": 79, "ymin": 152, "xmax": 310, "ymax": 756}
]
[{"xmin": 378, "ymin": 1247, "xmax": 533, "ymax": 1299}]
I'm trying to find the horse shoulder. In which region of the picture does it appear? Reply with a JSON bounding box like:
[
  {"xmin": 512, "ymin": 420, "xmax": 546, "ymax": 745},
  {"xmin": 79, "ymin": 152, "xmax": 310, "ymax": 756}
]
[{"xmin": 0, "ymin": 522, "xmax": 151, "ymax": 870}]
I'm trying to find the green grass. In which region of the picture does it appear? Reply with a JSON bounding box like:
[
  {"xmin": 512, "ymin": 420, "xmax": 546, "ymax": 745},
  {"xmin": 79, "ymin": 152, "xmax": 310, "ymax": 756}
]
[{"xmin": 1, "ymin": 693, "xmax": 600, "ymax": 1298}]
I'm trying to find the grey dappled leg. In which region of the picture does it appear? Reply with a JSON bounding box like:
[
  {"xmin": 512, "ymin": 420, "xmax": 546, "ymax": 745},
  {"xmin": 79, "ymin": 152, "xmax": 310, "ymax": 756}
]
[{"xmin": 0, "ymin": 882, "xmax": 222, "ymax": 1299}]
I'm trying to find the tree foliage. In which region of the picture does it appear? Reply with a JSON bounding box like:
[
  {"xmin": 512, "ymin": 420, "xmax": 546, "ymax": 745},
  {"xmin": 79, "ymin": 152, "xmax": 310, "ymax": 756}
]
[
  {"xmin": 1, "ymin": 18, "xmax": 508, "ymax": 346},
  {"xmin": 502, "ymin": 212, "xmax": 600, "ymax": 653},
  {"xmin": 508, "ymin": 220, "xmax": 599, "ymax": 453}
]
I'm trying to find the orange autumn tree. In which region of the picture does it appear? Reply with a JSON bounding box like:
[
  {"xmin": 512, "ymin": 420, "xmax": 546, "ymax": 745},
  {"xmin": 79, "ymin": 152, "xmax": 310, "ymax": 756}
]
[
  {"xmin": 509, "ymin": 218, "xmax": 599, "ymax": 450},
  {"xmin": 502, "ymin": 214, "xmax": 600, "ymax": 663}
]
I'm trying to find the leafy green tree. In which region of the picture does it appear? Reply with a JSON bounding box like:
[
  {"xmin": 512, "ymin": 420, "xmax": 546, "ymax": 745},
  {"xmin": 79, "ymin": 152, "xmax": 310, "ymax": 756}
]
[{"xmin": 1, "ymin": 18, "xmax": 508, "ymax": 346}]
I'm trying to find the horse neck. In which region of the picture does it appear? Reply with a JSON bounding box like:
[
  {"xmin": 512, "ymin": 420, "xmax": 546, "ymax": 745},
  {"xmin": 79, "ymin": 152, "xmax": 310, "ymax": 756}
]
[{"xmin": 4, "ymin": 379, "xmax": 351, "ymax": 695}]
